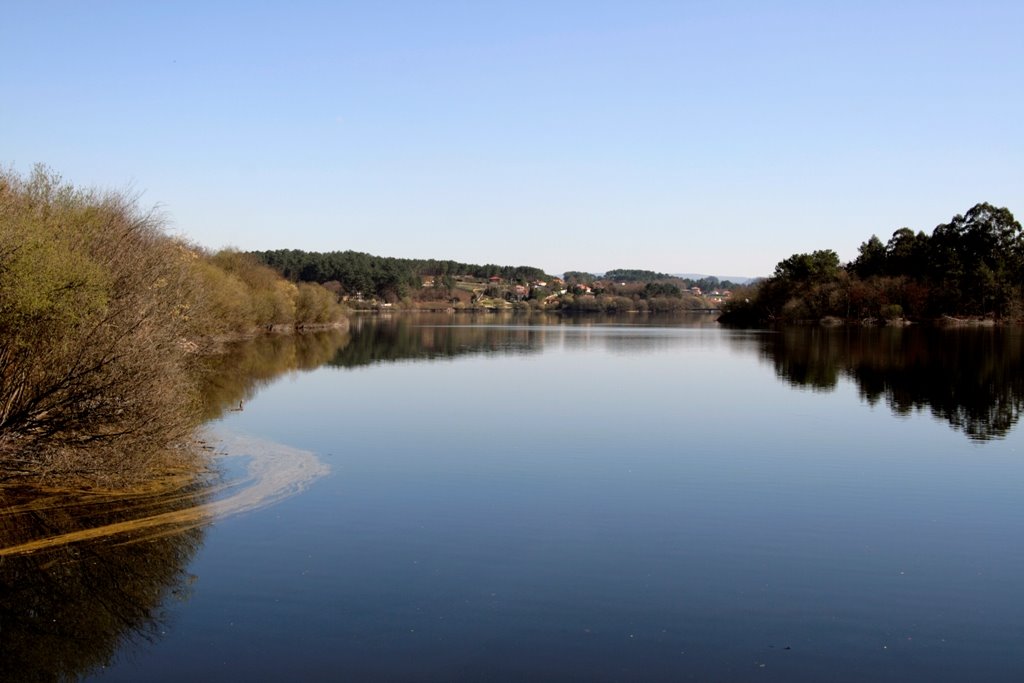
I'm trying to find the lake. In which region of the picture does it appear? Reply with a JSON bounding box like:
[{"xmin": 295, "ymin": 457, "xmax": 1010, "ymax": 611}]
[{"xmin": 3, "ymin": 313, "xmax": 1023, "ymax": 682}]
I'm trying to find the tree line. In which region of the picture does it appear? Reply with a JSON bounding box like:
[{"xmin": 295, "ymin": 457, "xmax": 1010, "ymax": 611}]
[
  {"xmin": 754, "ymin": 325, "xmax": 1024, "ymax": 441},
  {"xmin": 721, "ymin": 202, "xmax": 1024, "ymax": 325},
  {"xmin": 603, "ymin": 268, "xmax": 676, "ymax": 282},
  {"xmin": 248, "ymin": 248, "xmax": 549, "ymax": 302},
  {"xmin": 566, "ymin": 269, "xmax": 741, "ymax": 293},
  {"xmin": 248, "ymin": 253, "xmax": 743, "ymax": 310}
]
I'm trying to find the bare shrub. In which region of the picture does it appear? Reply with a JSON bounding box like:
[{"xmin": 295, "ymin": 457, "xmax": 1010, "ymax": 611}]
[
  {"xmin": 294, "ymin": 282, "xmax": 345, "ymax": 325},
  {"xmin": 208, "ymin": 250, "xmax": 297, "ymax": 328},
  {"xmin": 0, "ymin": 167, "xmax": 201, "ymax": 483}
]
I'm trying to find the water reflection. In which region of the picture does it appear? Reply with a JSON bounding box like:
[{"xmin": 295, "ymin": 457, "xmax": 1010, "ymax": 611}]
[
  {"xmin": 320, "ymin": 315, "xmax": 1024, "ymax": 443},
  {"xmin": 331, "ymin": 312, "xmax": 722, "ymax": 368},
  {"xmin": 0, "ymin": 332, "xmax": 345, "ymax": 681},
  {"xmin": 210, "ymin": 318, "xmax": 1024, "ymax": 445},
  {"xmin": 0, "ymin": 478, "xmax": 207, "ymax": 681},
  {"xmin": 756, "ymin": 326, "xmax": 1024, "ymax": 441},
  {"xmin": 10, "ymin": 317, "xmax": 1021, "ymax": 678},
  {"xmin": 196, "ymin": 320, "xmax": 536, "ymax": 404},
  {"xmin": 8, "ymin": 316, "xmax": 1023, "ymax": 681},
  {"xmin": 200, "ymin": 330, "xmax": 353, "ymax": 420},
  {"xmin": 331, "ymin": 314, "xmax": 545, "ymax": 367}
]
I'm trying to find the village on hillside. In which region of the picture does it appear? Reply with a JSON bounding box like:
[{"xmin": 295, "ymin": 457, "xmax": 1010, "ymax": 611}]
[{"xmin": 350, "ymin": 274, "xmax": 734, "ymax": 313}]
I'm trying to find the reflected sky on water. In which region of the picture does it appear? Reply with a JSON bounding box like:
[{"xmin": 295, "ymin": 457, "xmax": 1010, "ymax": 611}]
[{"xmin": 9, "ymin": 314, "xmax": 1022, "ymax": 682}]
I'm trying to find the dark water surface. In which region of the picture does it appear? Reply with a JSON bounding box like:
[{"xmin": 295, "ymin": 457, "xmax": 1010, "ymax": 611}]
[{"xmin": 7, "ymin": 314, "xmax": 1024, "ymax": 681}]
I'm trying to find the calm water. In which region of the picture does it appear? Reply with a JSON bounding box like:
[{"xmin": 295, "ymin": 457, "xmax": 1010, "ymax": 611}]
[{"xmin": 5, "ymin": 314, "xmax": 1024, "ymax": 681}]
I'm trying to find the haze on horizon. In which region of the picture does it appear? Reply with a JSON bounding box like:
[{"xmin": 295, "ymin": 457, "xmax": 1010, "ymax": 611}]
[{"xmin": 3, "ymin": 1, "xmax": 1021, "ymax": 278}]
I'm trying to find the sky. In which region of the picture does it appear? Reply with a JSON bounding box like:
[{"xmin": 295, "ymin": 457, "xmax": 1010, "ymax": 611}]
[{"xmin": 3, "ymin": 1, "xmax": 1022, "ymax": 278}]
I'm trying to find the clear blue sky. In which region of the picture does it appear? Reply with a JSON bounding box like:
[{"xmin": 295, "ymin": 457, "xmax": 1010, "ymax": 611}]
[{"xmin": 4, "ymin": 1, "xmax": 1022, "ymax": 277}]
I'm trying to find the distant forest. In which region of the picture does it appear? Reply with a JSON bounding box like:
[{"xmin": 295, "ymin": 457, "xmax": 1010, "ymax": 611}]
[
  {"xmin": 563, "ymin": 269, "xmax": 677, "ymax": 283},
  {"xmin": 562, "ymin": 269, "xmax": 741, "ymax": 291},
  {"xmin": 249, "ymin": 249, "xmax": 548, "ymax": 301},
  {"xmin": 249, "ymin": 251, "xmax": 741, "ymax": 300},
  {"xmin": 721, "ymin": 202, "xmax": 1024, "ymax": 325}
]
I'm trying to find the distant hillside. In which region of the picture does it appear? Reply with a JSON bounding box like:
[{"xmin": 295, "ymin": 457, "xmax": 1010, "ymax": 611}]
[
  {"xmin": 675, "ymin": 273, "xmax": 759, "ymax": 285},
  {"xmin": 561, "ymin": 270, "xmax": 759, "ymax": 285},
  {"xmin": 249, "ymin": 248, "xmax": 549, "ymax": 301}
]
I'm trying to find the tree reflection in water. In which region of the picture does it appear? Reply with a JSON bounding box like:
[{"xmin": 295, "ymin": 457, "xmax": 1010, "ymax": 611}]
[
  {"xmin": 0, "ymin": 478, "xmax": 207, "ymax": 681},
  {"xmin": 757, "ymin": 325, "xmax": 1024, "ymax": 441},
  {"xmin": 199, "ymin": 328, "xmax": 353, "ymax": 421},
  {"xmin": 10, "ymin": 317, "xmax": 1017, "ymax": 678},
  {"xmin": 0, "ymin": 330, "xmax": 352, "ymax": 680}
]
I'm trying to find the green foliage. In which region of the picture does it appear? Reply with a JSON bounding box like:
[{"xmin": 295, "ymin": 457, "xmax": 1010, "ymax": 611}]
[
  {"xmin": 249, "ymin": 248, "xmax": 549, "ymax": 300},
  {"xmin": 722, "ymin": 203, "xmax": 1023, "ymax": 325},
  {"xmin": 683, "ymin": 275, "xmax": 742, "ymax": 292},
  {"xmin": 640, "ymin": 282, "xmax": 683, "ymax": 299},
  {"xmin": 563, "ymin": 271, "xmax": 596, "ymax": 285},
  {"xmin": 294, "ymin": 282, "xmax": 345, "ymax": 325},
  {"xmin": 193, "ymin": 250, "xmax": 345, "ymax": 332},
  {"xmin": 929, "ymin": 203, "xmax": 1024, "ymax": 315},
  {"xmin": 773, "ymin": 250, "xmax": 841, "ymax": 283},
  {"xmin": 851, "ymin": 235, "xmax": 887, "ymax": 279},
  {"xmin": 190, "ymin": 257, "xmax": 258, "ymax": 332},
  {"xmin": 885, "ymin": 228, "xmax": 930, "ymax": 279},
  {"xmin": 0, "ymin": 166, "xmax": 201, "ymax": 479},
  {"xmin": 0, "ymin": 167, "xmax": 349, "ymax": 482},
  {"xmin": 603, "ymin": 268, "xmax": 675, "ymax": 282}
]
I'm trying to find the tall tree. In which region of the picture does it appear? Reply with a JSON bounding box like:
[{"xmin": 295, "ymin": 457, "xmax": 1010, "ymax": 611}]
[
  {"xmin": 931, "ymin": 203, "xmax": 1023, "ymax": 315},
  {"xmin": 851, "ymin": 235, "xmax": 887, "ymax": 278}
]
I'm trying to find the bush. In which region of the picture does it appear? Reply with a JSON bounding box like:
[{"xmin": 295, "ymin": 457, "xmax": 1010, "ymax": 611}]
[
  {"xmin": 0, "ymin": 168, "xmax": 352, "ymax": 483},
  {"xmin": 294, "ymin": 282, "xmax": 345, "ymax": 325},
  {"xmin": 209, "ymin": 250, "xmax": 297, "ymax": 327},
  {"xmin": 881, "ymin": 303, "xmax": 904, "ymax": 320},
  {"xmin": 0, "ymin": 167, "xmax": 201, "ymax": 481}
]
